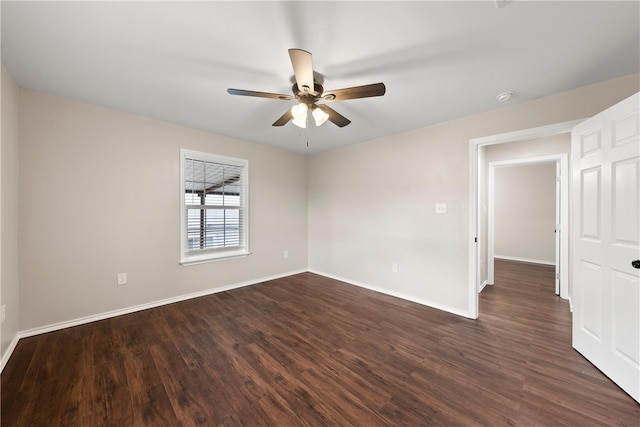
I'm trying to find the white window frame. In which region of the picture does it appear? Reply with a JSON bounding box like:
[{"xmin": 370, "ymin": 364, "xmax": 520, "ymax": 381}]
[{"xmin": 180, "ymin": 149, "xmax": 249, "ymax": 265}]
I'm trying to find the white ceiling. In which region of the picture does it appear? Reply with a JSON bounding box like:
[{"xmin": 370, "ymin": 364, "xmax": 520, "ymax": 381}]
[{"xmin": 2, "ymin": 1, "xmax": 639, "ymax": 154}]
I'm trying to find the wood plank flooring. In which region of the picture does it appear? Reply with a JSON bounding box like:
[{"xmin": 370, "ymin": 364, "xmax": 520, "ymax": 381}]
[{"xmin": 3, "ymin": 260, "xmax": 639, "ymax": 426}]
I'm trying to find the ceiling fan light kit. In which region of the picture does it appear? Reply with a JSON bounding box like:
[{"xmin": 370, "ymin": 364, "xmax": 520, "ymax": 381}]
[
  {"xmin": 292, "ymin": 117, "xmax": 307, "ymax": 129},
  {"xmin": 291, "ymin": 102, "xmax": 308, "ymax": 120},
  {"xmin": 312, "ymin": 106, "xmax": 330, "ymax": 126},
  {"xmin": 291, "ymin": 103, "xmax": 308, "ymax": 128},
  {"xmin": 227, "ymin": 48, "xmax": 386, "ymax": 129}
]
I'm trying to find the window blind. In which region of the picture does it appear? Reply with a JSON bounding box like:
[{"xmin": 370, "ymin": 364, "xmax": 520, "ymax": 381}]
[{"xmin": 181, "ymin": 150, "xmax": 248, "ymax": 264}]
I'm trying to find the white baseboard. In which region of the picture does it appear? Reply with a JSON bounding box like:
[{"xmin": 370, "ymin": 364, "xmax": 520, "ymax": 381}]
[
  {"xmin": 1, "ymin": 269, "xmax": 306, "ymax": 374},
  {"xmin": 308, "ymin": 269, "xmax": 473, "ymax": 319},
  {"xmin": 0, "ymin": 334, "xmax": 20, "ymax": 373},
  {"xmin": 19, "ymin": 269, "xmax": 307, "ymax": 339},
  {"xmin": 494, "ymin": 255, "xmax": 556, "ymax": 266},
  {"xmin": 3, "ymin": 267, "xmax": 475, "ymax": 373},
  {"xmin": 478, "ymin": 280, "xmax": 490, "ymax": 293}
]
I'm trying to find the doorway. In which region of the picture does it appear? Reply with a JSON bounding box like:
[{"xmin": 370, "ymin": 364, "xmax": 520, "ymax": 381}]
[
  {"xmin": 467, "ymin": 120, "xmax": 583, "ymax": 319},
  {"xmin": 487, "ymin": 155, "xmax": 568, "ymax": 299}
]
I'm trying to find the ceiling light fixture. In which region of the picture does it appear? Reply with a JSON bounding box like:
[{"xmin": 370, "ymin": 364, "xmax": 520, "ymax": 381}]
[
  {"xmin": 312, "ymin": 106, "xmax": 329, "ymax": 126},
  {"xmin": 291, "ymin": 102, "xmax": 308, "ymax": 128},
  {"xmin": 496, "ymin": 91, "xmax": 515, "ymax": 102},
  {"xmin": 291, "ymin": 117, "xmax": 307, "ymax": 128},
  {"xmin": 291, "ymin": 102, "xmax": 308, "ymax": 120},
  {"xmin": 291, "ymin": 102, "xmax": 330, "ymax": 128}
]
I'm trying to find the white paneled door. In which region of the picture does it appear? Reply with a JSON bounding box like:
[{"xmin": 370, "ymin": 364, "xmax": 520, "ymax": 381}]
[{"xmin": 572, "ymin": 92, "xmax": 640, "ymax": 403}]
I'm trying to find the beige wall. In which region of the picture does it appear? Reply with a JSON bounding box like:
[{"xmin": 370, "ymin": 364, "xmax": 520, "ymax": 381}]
[
  {"xmin": 494, "ymin": 162, "xmax": 557, "ymax": 263},
  {"xmin": 18, "ymin": 90, "xmax": 308, "ymax": 331},
  {"xmin": 308, "ymin": 74, "xmax": 639, "ymax": 315},
  {"xmin": 6, "ymin": 71, "xmax": 640, "ymax": 338},
  {"xmin": 1, "ymin": 65, "xmax": 20, "ymax": 360}
]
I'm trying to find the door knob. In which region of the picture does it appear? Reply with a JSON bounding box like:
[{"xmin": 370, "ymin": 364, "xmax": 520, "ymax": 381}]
[{"xmin": 633, "ymin": 260, "xmax": 640, "ymax": 269}]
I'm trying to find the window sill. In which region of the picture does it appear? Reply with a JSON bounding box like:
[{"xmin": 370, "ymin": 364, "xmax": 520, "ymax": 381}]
[{"xmin": 180, "ymin": 250, "xmax": 250, "ymax": 266}]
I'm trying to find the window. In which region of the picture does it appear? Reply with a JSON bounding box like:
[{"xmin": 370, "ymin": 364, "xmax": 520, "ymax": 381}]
[{"xmin": 180, "ymin": 149, "xmax": 249, "ymax": 265}]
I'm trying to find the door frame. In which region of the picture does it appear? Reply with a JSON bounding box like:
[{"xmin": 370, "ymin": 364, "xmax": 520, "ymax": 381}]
[
  {"xmin": 487, "ymin": 154, "xmax": 569, "ymax": 300},
  {"xmin": 468, "ymin": 119, "xmax": 584, "ymax": 319}
]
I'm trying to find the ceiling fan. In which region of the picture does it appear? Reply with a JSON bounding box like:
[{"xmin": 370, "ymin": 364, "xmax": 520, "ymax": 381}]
[{"xmin": 227, "ymin": 49, "xmax": 386, "ymax": 128}]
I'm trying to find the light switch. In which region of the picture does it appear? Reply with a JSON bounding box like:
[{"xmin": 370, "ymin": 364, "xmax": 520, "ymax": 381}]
[{"xmin": 117, "ymin": 273, "xmax": 127, "ymax": 286}]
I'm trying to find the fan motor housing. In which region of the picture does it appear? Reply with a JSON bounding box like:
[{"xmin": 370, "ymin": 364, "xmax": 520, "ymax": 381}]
[{"xmin": 292, "ymin": 82, "xmax": 324, "ymax": 102}]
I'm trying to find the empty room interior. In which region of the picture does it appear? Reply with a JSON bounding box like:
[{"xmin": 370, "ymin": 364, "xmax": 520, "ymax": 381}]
[{"xmin": 1, "ymin": 1, "xmax": 640, "ymax": 425}]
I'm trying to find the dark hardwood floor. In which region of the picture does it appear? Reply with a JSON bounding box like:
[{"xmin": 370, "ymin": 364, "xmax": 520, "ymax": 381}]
[{"xmin": 3, "ymin": 260, "xmax": 639, "ymax": 426}]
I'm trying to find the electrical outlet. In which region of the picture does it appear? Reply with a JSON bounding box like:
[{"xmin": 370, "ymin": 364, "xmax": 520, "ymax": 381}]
[
  {"xmin": 392, "ymin": 263, "xmax": 398, "ymax": 273},
  {"xmin": 283, "ymin": 250, "xmax": 289, "ymax": 259},
  {"xmin": 435, "ymin": 203, "xmax": 447, "ymax": 214},
  {"xmin": 117, "ymin": 273, "xmax": 127, "ymax": 286},
  {"xmin": 1, "ymin": 304, "xmax": 6, "ymax": 323}
]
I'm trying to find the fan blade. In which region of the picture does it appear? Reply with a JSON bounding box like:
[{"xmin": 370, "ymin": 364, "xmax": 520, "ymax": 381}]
[
  {"xmin": 272, "ymin": 109, "xmax": 293, "ymax": 127},
  {"xmin": 322, "ymin": 82, "xmax": 386, "ymax": 102},
  {"xmin": 317, "ymin": 104, "xmax": 351, "ymax": 127},
  {"xmin": 227, "ymin": 88, "xmax": 293, "ymax": 100},
  {"xmin": 289, "ymin": 49, "xmax": 314, "ymax": 94}
]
